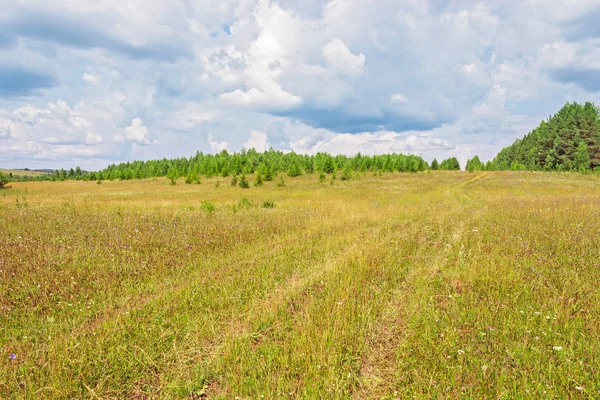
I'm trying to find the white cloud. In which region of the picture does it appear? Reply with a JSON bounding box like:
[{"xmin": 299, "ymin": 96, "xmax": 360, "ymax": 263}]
[
  {"xmin": 391, "ymin": 94, "xmax": 408, "ymax": 104},
  {"xmin": 219, "ymin": 86, "xmax": 302, "ymax": 110},
  {"xmin": 82, "ymin": 73, "xmax": 100, "ymax": 84},
  {"xmin": 471, "ymin": 84, "xmax": 508, "ymax": 122},
  {"xmin": 207, "ymin": 134, "xmax": 228, "ymax": 152},
  {"xmin": 287, "ymin": 120, "xmax": 454, "ymax": 157},
  {"xmin": 85, "ymin": 132, "xmax": 103, "ymax": 144},
  {"xmin": 163, "ymin": 103, "xmax": 218, "ymax": 131},
  {"xmin": 0, "ymin": 118, "xmax": 11, "ymax": 139},
  {"xmin": 322, "ymin": 38, "xmax": 366, "ymax": 78},
  {"xmin": 243, "ymin": 130, "xmax": 269, "ymax": 152},
  {"xmin": 120, "ymin": 118, "xmax": 156, "ymax": 145}
]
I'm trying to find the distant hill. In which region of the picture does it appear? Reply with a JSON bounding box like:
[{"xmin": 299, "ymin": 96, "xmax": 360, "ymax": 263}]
[{"xmin": 492, "ymin": 102, "xmax": 600, "ymax": 171}]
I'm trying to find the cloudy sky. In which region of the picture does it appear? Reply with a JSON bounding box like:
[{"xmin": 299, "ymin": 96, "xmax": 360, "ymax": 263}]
[{"xmin": 1, "ymin": 0, "xmax": 599, "ymax": 170}]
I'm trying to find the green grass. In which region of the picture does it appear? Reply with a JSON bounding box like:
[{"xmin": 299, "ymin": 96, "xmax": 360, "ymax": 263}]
[{"xmin": 1, "ymin": 172, "xmax": 600, "ymax": 398}]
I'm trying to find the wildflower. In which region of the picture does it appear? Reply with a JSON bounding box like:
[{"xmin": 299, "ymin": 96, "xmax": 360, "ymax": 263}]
[
  {"xmin": 457, "ymin": 349, "xmax": 465, "ymax": 355},
  {"xmin": 553, "ymin": 346, "xmax": 563, "ymax": 351},
  {"xmin": 9, "ymin": 354, "xmax": 16, "ymax": 360}
]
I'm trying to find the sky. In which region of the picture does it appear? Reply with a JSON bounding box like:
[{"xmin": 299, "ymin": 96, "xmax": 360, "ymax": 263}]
[{"xmin": 1, "ymin": 0, "xmax": 600, "ymax": 170}]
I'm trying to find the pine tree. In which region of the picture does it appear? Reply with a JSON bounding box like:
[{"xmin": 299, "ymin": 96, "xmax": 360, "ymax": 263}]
[
  {"xmin": 286, "ymin": 159, "xmax": 302, "ymax": 177},
  {"xmin": 238, "ymin": 175, "xmax": 250, "ymax": 189},
  {"xmin": 254, "ymin": 172, "xmax": 264, "ymax": 186},
  {"xmin": 167, "ymin": 167, "xmax": 178, "ymax": 185},
  {"xmin": 466, "ymin": 156, "xmax": 485, "ymax": 172},
  {"xmin": 573, "ymin": 142, "xmax": 591, "ymax": 171}
]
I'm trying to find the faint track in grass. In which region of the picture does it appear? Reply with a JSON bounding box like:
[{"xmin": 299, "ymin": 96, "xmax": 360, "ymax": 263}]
[{"xmin": 353, "ymin": 173, "xmax": 489, "ymax": 398}]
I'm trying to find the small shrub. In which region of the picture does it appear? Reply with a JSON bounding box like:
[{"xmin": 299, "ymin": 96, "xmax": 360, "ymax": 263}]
[
  {"xmin": 231, "ymin": 175, "xmax": 238, "ymax": 186},
  {"xmin": 200, "ymin": 201, "xmax": 215, "ymax": 214},
  {"xmin": 215, "ymin": 180, "xmax": 220, "ymax": 188},
  {"xmin": 0, "ymin": 172, "xmax": 10, "ymax": 189},
  {"xmin": 96, "ymin": 179, "xmax": 102, "ymax": 185},
  {"xmin": 239, "ymin": 175, "xmax": 250, "ymax": 189},
  {"xmin": 319, "ymin": 171, "xmax": 326, "ymax": 182},
  {"xmin": 276, "ymin": 176, "xmax": 286, "ymax": 187},
  {"xmin": 261, "ymin": 200, "xmax": 276, "ymax": 209},
  {"xmin": 238, "ymin": 197, "xmax": 253, "ymax": 208}
]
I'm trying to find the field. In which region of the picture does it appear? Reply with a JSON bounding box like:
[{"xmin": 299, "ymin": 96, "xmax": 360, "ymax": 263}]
[
  {"xmin": 1, "ymin": 171, "xmax": 600, "ymax": 398},
  {"xmin": 0, "ymin": 169, "xmax": 51, "ymax": 178}
]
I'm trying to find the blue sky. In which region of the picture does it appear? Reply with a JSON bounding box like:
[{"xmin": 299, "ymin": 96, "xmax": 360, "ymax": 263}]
[{"xmin": 1, "ymin": 0, "xmax": 599, "ymax": 170}]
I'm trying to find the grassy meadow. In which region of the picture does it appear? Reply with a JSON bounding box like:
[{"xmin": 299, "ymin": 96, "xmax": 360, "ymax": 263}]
[
  {"xmin": 1, "ymin": 171, "xmax": 600, "ymax": 398},
  {"xmin": 0, "ymin": 170, "xmax": 51, "ymax": 178}
]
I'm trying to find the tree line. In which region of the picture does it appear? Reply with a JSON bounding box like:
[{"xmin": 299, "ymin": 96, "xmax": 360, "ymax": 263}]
[{"xmin": 2, "ymin": 152, "xmax": 467, "ymax": 184}]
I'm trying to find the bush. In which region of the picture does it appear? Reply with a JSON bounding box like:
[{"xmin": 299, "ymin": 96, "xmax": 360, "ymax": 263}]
[
  {"xmin": 319, "ymin": 171, "xmax": 326, "ymax": 183},
  {"xmin": 238, "ymin": 197, "xmax": 253, "ymax": 208},
  {"xmin": 0, "ymin": 172, "xmax": 9, "ymax": 189},
  {"xmin": 200, "ymin": 201, "xmax": 215, "ymax": 214},
  {"xmin": 214, "ymin": 180, "xmax": 220, "ymax": 188},
  {"xmin": 231, "ymin": 175, "xmax": 238, "ymax": 186},
  {"xmin": 261, "ymin": 200, "xmax": 275, "ymax": 209},
  {"xmin": 239, "ymin": 175, "xmax": 250, "ymax": 189},
  {"xmin": 96, "ymin": 179, "xmax": 102, "ymax": 185},
  {"xmin": 276, "ymin": 176, "xmax": 286, "ymax": 187}
]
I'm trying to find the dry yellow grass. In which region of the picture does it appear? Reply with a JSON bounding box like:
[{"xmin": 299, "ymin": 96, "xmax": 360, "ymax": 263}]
[
  {"xmin": 0, "ymin": 169, "xmax": 51, "ymax": 178},
  {"xmin": 1, "ymin": 171, "xmax": 600, "ymax": 398}
]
